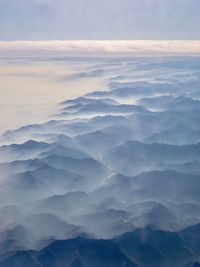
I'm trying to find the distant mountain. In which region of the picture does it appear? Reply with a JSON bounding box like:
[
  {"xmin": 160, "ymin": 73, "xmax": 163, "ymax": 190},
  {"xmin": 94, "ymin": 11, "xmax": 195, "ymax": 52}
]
[
  {"xmin": 132, "ymin": 204, "xmax": 178, "ymax": 230},
  {"xmin": 41, "ymin": 154, "xmax": 108, "ymax": 185},
  {"xmin": 2, "ymin": 223, "xmax": 200, "ymax": 267},
  {"xmin": 157, "ymin": 160, "xmax": 200, "ymax": 175},
  {"xmin": 76, "ymin": 125, "xmax": 135, "ymax": 154},
  {"xmin": 75, "ymin": 209, "xmax": 131, "ymax": 238},
  {"xmin": 104, "ymin": 140, "xmax": 200, "ymax": 175},
  {"xmin": 0, "ymin": 225, "xmax": 37, "ymax": 254},
  {"xmin": 0, "ymin": 140, "xmax": 53, "ymax": 162},
  {"xmin": 138, "ymin": 96, "xmax": 200, "ymax": 112},
  {"xmin": 37, "ymin": 191, "xmax": 90, "ymax": 219},
  {"xmin": 60, "ymin": 97, "xmax": 119, "ymax": 108},
  {"xmin": 179, "ymin": 223, "xmax": 200, "ymax": 254},
  {"xmin": 1, "ymin": 57, "xmax": 200, "ymax": 267},
  {"xmin": 144, "ymin": 126, "xmax": 200, "ymax": 145},
  {"xmin": 114, "ymin": 226, "xmax": 194, "ymax": 267},
  {"xmin": 21, "ymin": 213, "xmax": 84, "ymax": 241},
  {"xmin": 0, "ymin": 158, "xmax": 46, "ymax": 176},
  {"xmin": 0, "ymin": 237, "xmax": 138, "ymax": 267},
  {"xmin": 39, "ymin": 143, "xmax": 89, "ymax": 160},
  {"xmin": 0, "ymin": 205, "xmax": 22, "ymax": 231},
  {"xmin": 58, "ymin": 100, "xmax": 146, "ymax": 117},
  {"xmin": 0, "ymin": 165, "xmax": 84, "ymax": 203}
]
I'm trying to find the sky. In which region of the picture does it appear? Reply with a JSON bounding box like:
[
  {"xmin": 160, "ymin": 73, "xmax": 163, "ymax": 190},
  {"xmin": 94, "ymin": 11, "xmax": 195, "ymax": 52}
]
[{"xmin": 0, "ymin": 0, "xmax": 200, "ymax": 40}]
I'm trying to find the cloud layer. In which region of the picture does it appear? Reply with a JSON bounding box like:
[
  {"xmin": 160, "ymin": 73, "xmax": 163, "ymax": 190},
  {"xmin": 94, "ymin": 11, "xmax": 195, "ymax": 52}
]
[{"xmin": 0, "ymin": 41, "xmax": 200, "ymax": 57}]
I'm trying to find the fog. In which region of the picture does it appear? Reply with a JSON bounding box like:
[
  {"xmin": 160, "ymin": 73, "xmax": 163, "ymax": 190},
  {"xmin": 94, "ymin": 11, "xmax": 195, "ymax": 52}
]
[
  {"xmin": 1, "ymin": 56, "xmax": 200, "ymax": 267},
  {"xmin": 0, "ymin": 58, "xmax": 105, "ymax": 134}
]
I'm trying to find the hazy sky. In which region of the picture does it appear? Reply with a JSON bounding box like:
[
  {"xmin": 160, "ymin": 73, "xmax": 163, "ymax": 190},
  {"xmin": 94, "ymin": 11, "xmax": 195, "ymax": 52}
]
[{"xmin": 0, "ymin": 0, "xmax": 199, "ymax": 40}]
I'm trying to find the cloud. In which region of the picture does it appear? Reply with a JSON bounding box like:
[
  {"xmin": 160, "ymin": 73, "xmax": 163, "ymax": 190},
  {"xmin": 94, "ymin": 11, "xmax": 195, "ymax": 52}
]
[
  {"xmin": 61, "ymin": 69, "xmax": 105, "ymax": 81},
  {"xmin": 0, "ymin": 41, "xmax": 200, "ymax": 57}
]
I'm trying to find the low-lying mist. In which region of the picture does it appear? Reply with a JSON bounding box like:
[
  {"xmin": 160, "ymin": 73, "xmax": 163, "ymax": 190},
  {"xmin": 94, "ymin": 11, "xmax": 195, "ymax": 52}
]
[{"xmin": 0, "ymin": 56, "xmax": 200, "ymax": 267}]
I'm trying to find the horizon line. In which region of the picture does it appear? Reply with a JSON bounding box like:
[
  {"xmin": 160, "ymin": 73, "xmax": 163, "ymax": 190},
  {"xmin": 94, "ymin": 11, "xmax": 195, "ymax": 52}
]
[
  {"xmin": 0, "ymin": 39, "xmax": 200, "ymax": 42},
  {"xmin": 0, "ymin": 40, "xmax": 200, "ymax": 57}
]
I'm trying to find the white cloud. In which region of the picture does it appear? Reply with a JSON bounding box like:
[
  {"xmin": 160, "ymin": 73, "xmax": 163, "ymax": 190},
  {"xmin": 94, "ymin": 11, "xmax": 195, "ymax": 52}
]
[{"xmin": 0, "ymin": 41, "xmax": 200, "ymax": 57}]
